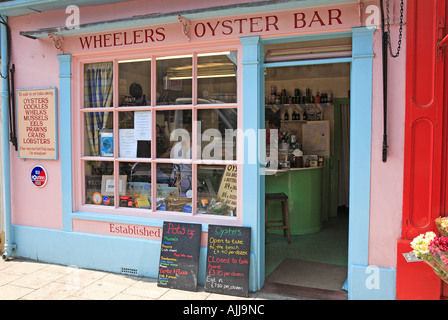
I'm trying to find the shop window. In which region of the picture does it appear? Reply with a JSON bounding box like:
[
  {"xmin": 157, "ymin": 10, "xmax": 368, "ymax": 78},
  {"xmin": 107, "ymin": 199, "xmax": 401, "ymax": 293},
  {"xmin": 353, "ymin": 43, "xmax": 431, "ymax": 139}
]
[
  {"xmin": 197, "ymin": 165, "xmax": 237, "ymax": 216},
  {"xmin": 197, "ymin": 108, "xmax": 237, "ymax": 161},
  {"xmin": 156, "ymin": 109, "xmax": 192, "ymax": 159},
  {"xmin": 156, "ymin": 55, "xmax": 192, "ymax": 105},
  {"xmin": 85, "ymin": 161, "xmax": 114, "ymax": 206},
  {"xmin": 118, "ymin": 59, "xmax": 151, "ymax": 106},
  {"xmin": 197, "ymin": 51, "xmax": 237, "ymax": 104},
  {"xmin": 118, "ymin": 111, "xmax": 151, "ymax": 158},
  {"xmin": 156, "ymin": 163, "xmax": 192, "ymax": 213},
  {"xmin": 79, "ymin": 51, "xmax": 239, "ymax": 219},
  {"xmin": 84, "ymin": 62, "xmax": 113, "ymax": 109},
  {"xmin": 84, "ymin": 112, "xmax": 114, "ymax": 157},
  {"xmin": 119, "ymin": 162, "xmax": 151, "ymax": 209}
]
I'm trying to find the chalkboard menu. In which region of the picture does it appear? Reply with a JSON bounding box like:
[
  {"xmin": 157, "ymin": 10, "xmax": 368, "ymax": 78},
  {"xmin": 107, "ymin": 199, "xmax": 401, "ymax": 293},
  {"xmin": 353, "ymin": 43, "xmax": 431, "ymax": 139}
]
[
  {"xmin": 205, "ymin": 225, "xmax": 251, "ymax": 297},
  {"xmin": 157, "ymin": 221, "xmax": 202, "ymax": 292}
]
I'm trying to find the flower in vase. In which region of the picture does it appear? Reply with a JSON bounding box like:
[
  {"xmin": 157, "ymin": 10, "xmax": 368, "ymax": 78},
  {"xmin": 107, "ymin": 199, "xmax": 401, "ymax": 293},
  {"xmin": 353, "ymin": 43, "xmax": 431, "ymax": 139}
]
[
  {"xmin": 435, "ymin": 217, "xmax": 448, "ymax": 236},
  {"xmin": 411, "ymin": 232, "xmax": 437, "ymax": 258}
]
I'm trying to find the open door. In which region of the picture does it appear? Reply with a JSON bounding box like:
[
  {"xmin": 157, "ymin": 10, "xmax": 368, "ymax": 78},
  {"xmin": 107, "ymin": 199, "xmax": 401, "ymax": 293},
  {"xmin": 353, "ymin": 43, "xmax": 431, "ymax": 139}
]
[{"xmin": 397, "ymin": 0, "xmax": 447, "ymax": 300}]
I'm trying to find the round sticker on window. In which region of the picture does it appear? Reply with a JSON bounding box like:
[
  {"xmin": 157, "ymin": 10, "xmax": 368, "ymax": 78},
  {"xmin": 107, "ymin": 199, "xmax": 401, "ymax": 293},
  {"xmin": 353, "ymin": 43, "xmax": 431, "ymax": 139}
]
[
  {"xmin": 92, "ymin": 192, "xmax": 103, "ymax": 205},
  {"xmin": 31, "ymin": 165, "xmax": 48, "ymax": 188}
]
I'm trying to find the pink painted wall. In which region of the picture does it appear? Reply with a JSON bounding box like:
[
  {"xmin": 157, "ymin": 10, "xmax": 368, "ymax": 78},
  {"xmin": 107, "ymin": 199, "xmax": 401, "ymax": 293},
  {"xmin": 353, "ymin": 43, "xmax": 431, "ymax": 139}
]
[
  {"xmin": 6, "ymin": 0, "xmax": 405, "ymax": 268},
  {"xmin": 8, "ymin": 34, "xmax": 62, "ymax": 229},
  {"xmin": 368, "ymin": 0, "xmax": 406, "ymax": 269}
]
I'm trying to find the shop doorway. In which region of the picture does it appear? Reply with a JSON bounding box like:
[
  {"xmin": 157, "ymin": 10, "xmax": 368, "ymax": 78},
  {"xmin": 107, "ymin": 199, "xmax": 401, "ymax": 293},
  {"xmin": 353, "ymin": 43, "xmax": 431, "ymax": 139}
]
[{"xmin": 262, "ymin": 39, "xmax": 351, "ymax": 299}]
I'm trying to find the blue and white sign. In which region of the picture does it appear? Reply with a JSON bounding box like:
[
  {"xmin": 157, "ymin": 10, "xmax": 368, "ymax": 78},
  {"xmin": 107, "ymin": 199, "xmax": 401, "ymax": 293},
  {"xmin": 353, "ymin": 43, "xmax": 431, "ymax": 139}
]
[{"xmin": 31, "ymin": 165, "xmax": 48, "ymax": 188}]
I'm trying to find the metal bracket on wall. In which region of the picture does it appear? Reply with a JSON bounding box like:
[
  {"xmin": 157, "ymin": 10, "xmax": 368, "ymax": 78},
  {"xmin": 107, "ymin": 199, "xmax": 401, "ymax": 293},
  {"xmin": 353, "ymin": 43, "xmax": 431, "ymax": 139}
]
[
  {"xmin": 177, "ymin": 15, "xmax": 191, "ymax": 41},
  {"xmin": 48, "ymin": 33, "xmax": 64, "ymax": 53}
]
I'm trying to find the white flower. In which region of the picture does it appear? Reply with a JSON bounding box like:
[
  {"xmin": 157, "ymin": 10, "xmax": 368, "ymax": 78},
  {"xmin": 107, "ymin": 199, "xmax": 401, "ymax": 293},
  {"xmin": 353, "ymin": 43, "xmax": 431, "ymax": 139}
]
[{"xmin": 411, "ymin": 232, "xmax": 437, "ymax": 256}]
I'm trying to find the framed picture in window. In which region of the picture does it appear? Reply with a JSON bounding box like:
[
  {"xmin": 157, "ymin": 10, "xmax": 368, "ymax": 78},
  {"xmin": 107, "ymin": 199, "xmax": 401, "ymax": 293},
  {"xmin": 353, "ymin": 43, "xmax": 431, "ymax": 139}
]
[{"xmin": 101, "ymin": 175, "xmax": 127, "ymax": 196}]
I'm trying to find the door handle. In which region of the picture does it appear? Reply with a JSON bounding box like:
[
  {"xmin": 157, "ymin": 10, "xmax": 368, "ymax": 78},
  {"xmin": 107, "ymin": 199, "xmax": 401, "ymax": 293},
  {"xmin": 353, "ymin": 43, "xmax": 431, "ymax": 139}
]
[{"xmin": 438, "ymin": 34, "xmax": 448, "ymax": 49}]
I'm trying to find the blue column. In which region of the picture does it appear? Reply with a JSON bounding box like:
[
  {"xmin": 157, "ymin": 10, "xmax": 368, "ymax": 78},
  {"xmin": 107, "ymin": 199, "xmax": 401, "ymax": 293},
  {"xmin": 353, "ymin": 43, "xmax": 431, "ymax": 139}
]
[
  {"xmin": 348, "ymin": 27, "xmax": 395, "ymax": 300},
  {"xmin": 57, "ymin": 54, "xmax": 73, "ymax": 232},
  {"xmin": 1, "ymin": 15, "xmax": 16, "ymax": 260},
  {"xmin": 240, "ymin": 35, "xmax": 264, "ymax": 291}
]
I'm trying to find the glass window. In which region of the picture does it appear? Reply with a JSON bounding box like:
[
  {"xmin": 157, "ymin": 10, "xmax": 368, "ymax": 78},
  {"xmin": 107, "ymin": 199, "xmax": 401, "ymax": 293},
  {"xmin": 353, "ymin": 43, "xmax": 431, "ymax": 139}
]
[
  {"xmin": 156, "ymin": 56, "xmax": 192, "ymax": 105},
  {"xmin": 84, "ymin": 112, "xmax": 114, "ymax": 157},
  {"xmin": 118, "ymin": 111, "xmax": 152, "ymax": 158},
  {"xmin": 118, "ymin": 59, "xmax": 151, "ymax": 107},
  {"xmin": 119, "ymin": 162, "xmax": 151, "ymax": 209},
  {"xmin": 156, "ymin": 109, "xmax": 192, "ymax": 159},
  {"xmin": 79, "ymin": 50, "xmax": 238, "ymax": 219},
  {"xmin": 85, "ymin": 161, "xmax": 114, "ymax": 206},
  {"xmin": 156, "ymin": 163, "xmax": 192, "ymax": 213},
  {"xmin": 197, "ymin": 164, "xmax": 237, "ymax": 216},
  {"xmin": 197, "ymin": 52, "xmax": 237, "ymax": 104},
  {"xmin": 84, "ymin": 62, "xmax": 113, "ymax": 109},
  {"xmin": 197, "ymin": 108, "xmax": 237, "ymax": 161}
]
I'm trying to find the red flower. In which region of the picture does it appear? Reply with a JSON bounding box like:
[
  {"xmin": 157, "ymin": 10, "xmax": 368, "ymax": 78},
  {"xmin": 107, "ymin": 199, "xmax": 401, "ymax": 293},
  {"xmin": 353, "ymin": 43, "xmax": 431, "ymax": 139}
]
[{"xmin": 428, "ymin": 236, "xmax": 448, "ymax": 258}]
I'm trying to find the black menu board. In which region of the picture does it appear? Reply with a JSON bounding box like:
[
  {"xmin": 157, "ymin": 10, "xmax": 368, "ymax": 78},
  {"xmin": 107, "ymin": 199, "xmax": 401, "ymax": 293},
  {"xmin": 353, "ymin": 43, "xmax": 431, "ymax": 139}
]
[
  {"xmin": 205, "ymin": 225, "xmax": 251, "ymax": 297},
  {"xmin": 157, "ymin": 221, "xmax": 202, "ymax": 292}
]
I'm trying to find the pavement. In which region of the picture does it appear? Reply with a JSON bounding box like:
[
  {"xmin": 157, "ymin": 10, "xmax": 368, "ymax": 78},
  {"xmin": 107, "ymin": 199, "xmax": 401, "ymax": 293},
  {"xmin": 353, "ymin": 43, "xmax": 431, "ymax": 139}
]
[{"xmin": 0, "ymin": 257, "xmax": 299, "ymax": 301}]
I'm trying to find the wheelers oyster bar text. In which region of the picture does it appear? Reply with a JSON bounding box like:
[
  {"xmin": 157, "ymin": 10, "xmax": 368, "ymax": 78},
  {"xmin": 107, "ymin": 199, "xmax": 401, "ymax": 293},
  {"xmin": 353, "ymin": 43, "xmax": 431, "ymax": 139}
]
[{"xmin": 78, "ymin": 9, "xmax": 343, "ymax": 50}]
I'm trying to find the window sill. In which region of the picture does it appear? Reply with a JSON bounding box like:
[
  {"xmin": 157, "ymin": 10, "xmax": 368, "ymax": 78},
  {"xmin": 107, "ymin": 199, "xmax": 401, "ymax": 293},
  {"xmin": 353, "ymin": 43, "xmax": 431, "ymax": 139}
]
[{"xmin": 71, "ymin": 207, "xmax": 241, "ymax": 230}]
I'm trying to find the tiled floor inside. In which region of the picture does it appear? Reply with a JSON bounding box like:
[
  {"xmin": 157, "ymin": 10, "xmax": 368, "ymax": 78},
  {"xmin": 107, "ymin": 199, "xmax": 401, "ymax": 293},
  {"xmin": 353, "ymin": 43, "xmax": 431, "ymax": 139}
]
[{"xmin": 265, "ymin": 207, "xmax": 349, "ymax": 293}]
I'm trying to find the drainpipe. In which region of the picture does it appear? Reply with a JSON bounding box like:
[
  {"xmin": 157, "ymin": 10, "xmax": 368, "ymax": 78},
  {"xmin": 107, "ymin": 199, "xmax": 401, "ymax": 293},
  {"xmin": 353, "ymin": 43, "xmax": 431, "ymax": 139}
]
[{"xmin": 1, "ymin": 15, "xmax": 16, "ymax": 261}]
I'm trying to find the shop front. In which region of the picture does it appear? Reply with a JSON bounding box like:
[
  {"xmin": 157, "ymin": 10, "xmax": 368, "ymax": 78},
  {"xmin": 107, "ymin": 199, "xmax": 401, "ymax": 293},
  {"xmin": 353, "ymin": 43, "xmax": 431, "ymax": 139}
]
[{"xmin": 1, "ymin": 0, "xmax": 404, "ymax": 300}]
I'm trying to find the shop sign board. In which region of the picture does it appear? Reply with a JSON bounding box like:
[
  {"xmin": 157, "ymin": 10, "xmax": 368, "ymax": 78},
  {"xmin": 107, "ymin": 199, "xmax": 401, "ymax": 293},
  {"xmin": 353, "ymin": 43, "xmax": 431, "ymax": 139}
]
[
  {"xmin": 217, "ymin": 165, "xmax": 238, "ymax": 211},
  {"xmin": 205, "ymin": 225, "xmax": 251, "ymax": 297},
  {"xmin": 157, "ymin": 221, "xmax": 202, "ymax": 292},
  {"xmin": 71, "ymin": 5, "xmax": 362, "ymax": 54},
  {"xmin": 17, "ymin": 88, "xmax": 57, "ymax": 160}
]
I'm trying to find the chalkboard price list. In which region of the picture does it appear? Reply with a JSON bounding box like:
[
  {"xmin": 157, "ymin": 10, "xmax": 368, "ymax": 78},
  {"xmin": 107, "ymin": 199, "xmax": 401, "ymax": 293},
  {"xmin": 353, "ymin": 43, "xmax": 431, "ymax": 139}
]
[
  {"xmin": 157, "ymin": 221, "xmax": 202, "ymax": 292},
  {"xmin": 205, "ymin": 225, "xmax": 251, "ymax": 297}
]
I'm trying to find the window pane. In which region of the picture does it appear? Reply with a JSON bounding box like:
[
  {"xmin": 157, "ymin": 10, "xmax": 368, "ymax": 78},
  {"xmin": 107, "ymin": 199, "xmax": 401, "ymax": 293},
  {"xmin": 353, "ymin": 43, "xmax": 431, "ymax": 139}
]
[
  {"xmin": 156, "ymin": 56, "xmax": 192, "ymax": 105},
  {"xmin": 156, "ymin": 163, "xmax": 192, "ymax": 213},
  {"xmin": 85, "ymin": 161, "xmax": 114, "ymax": 206},
  {"xmin": 84, "ymin": 62, "xmax": 113, "ymax": 109},
  {"xmin": 118, "ymin": 59, "xmax": 151, "ymax": 106},
  {"xmin": 197, "ymin": 164, "xmax": 237, "ymax": 216},
  {"xmin": 156, "ymin": 109, "xmax": 192, "ymax": 159},
  {"xmin": 84, "ymin": 112, "xmax": 114, "ymax": 157},
  {"xmin": 119, "ymin": 162, "xmax": 151, "ymax": 209},
  {"xmin": 118, "ymin": 111, "xmax": 151, "ymax": 158},
  {"xmin": 197, "ymin": 52, "xmax": 237, "ymax": 104},
  {"xmin": 197, "ymin": 109, "xmax": 237, "ymax": 161}
]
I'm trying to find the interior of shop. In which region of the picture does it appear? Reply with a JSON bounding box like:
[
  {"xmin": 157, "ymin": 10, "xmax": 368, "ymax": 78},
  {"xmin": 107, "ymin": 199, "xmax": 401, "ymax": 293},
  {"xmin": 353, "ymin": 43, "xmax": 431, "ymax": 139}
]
[{"xmin": 263, "ymin": 39, "xmax": 351, "ymax": 296}]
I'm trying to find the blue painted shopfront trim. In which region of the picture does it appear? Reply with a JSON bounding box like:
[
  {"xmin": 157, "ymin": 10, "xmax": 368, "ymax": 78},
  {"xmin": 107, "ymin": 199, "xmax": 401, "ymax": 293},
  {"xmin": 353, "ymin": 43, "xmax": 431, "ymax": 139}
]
[
  {"xmin": 1, "ymin": 15, "xmax": 16, "ymax": 261},
  {"xmin": 347, "ymin": 27, "xmax": 397, "ymax": 300},
  {"xmin": 58, "ymin": 54, "xmax": 73, "ymax": 232},
  {"xmin": 240, "ymin": 35, "xmax": 265, "ymax": 292}
]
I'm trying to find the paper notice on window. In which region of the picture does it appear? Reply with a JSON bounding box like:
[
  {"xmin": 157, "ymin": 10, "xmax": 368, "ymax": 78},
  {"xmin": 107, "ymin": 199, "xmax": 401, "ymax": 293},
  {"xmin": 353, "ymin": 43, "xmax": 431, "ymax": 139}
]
[
  {"xmin": 119, "ymin": 129, "xmax": 137, "ymax": 158},
  {"xmin": 134, "ymin": 111, "xmax": 151, "ymax": 141}
]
